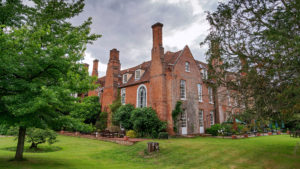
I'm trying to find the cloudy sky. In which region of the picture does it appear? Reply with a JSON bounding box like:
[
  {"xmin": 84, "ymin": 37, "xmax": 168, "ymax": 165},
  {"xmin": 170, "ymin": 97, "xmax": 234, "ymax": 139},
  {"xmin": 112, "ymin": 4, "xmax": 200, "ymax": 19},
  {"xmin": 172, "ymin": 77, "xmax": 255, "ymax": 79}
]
[{"xmin": 70, "ymin": 0, "xmax": 224, "ymax": 77}]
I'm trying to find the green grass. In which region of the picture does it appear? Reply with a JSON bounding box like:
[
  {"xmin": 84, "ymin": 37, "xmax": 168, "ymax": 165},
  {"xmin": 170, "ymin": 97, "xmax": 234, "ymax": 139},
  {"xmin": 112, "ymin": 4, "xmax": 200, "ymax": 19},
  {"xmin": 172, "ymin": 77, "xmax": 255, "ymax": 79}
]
[{"xmin": 0, "ymin": 135, "xmax": 299, "ymax": 169}]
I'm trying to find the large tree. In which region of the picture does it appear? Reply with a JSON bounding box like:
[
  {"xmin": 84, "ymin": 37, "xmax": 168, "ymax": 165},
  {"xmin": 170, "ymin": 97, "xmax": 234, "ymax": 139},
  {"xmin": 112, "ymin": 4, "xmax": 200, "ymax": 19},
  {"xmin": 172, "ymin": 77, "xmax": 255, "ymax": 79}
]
[
  {"xmin": 0, "ymin": 0, "xmax": 100, "ymax": 160},
  {"xmin": 202, "ymin": 0, "xmax": 300, "ymax": 120}
]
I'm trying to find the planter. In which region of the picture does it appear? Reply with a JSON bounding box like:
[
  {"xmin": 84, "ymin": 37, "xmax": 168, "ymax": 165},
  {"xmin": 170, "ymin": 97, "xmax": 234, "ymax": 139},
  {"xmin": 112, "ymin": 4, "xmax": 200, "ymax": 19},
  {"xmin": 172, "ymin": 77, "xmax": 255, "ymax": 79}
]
[
  {"xmin": 243, "ymin": 134, "xmax": 248, "ymax": 138},
  {"xmin": 268, "ymin": 132, "xmax": 272, "ymax": 136},
  {"xmin": 232, "ymin": 135, "xmax": 237, "ymax": 139},
  {"xmin": 277, "ymin": 131, "xmax": 281, "ymax": 135},
  {"xmin": 124, "ymin": 136, "xmax": 129, "ymax": 141}
]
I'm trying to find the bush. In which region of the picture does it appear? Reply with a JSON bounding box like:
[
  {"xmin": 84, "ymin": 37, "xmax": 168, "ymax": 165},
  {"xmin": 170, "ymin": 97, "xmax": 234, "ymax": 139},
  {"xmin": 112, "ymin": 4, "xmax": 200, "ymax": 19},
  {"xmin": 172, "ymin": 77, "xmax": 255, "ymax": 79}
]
[
  {"xmin": 0, "ymin": 124, "xmax": 9, "ymax": 135},
  {"xmin": 206, "ymin": 124, "xmax": 222, "ymax": 136},
  {"xmin": 113, "ymin": 104, "xmax": 135, "ymax": 130},
  {"xmin": 158, "ymin": 132, "xmax": 169, "ymax": 139},
  {"xmin": 126, "ymin": 130, "xmax": 137, "ymax": 138},
  {"xmin": 95, "ymin": 111, "xmax": 108, "ymax": 131},
  {"xmin": 221, "ymin": 123, "xmax": 233, "ymax": 134},
  {"xmin": 26, "ymin": 128, "xmax": 57, "ymax": 149},
  {"xmin": 130, "ymin": 107, "xmax": 166, "ymax": 138}
]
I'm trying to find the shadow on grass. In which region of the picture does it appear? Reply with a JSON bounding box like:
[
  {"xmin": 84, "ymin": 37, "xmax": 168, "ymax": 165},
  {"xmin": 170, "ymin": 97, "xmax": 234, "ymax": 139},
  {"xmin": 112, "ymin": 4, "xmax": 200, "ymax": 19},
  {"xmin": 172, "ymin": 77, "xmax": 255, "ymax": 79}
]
[
  {"xmin": 2, "ymin": 146, "xmax": 62, "ymax": 153},
  {"xmin": 0, "ymin": 156, "xmax": 71, "ymax": 169}
]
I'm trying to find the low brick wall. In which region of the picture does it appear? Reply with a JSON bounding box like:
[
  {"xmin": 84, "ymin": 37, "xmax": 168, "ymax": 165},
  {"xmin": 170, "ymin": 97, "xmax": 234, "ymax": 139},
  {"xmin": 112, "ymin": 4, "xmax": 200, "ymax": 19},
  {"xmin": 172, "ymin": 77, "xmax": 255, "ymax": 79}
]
[{"xmin": 58, "ymin": 131, "xmax": 147, "ymax": 145}]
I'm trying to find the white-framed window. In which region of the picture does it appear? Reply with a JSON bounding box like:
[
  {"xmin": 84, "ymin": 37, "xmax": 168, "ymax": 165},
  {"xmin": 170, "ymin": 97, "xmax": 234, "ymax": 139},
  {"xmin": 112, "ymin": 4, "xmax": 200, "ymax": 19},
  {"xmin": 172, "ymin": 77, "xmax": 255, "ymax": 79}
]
[
  {"xmin": 210, "ymin": 111, "xmax": 214, "ymax": 125},
  {"xmin": 227, "ymin": 90, "xmax": 231, "ymax": 106},
  {"xmin": 199, "ymin": 110, "xmax": 204, "ymax": 127},
  {"xmin": 180, "ymin": 80, "xmax": 186, "ymax": 100},
  {"xmin": 121, "ymin": 88, "xmax": 126, "ymax": 105},
  {"xmin": 208, "ymin": 87, "xmax": 213, "ymax": 104},
  {"xmin": 201, "ymin": 69, "xmax": 208, "ymax": 80},
  {"xmin": 185, "ymin": 62, "xmax": 190, "ymax": 72},
  {"xmin": 181, "ymin": 111, "xmax": 187, "ymax": 128},
  {"xmin": 123, "ymin": 74, "xmax": 128, "ymax": 83},
  {"xmin": 137, "ymin": 84, "xmax": 147, "ymax": 108},
  {"xmin": 135, "ymin": 69, "xmax": 141, "ymax": 80},
  {"xmin": 197, "ymin": 84, "xmax": 203, "ymax": 102}
]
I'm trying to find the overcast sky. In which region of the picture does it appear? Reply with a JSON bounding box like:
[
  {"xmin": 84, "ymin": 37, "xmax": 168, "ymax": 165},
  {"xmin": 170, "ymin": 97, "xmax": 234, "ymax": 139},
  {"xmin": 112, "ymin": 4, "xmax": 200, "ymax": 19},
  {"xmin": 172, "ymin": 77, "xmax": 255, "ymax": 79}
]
[{"xmin": 69, "ymin": 0, "xmax": 224, "ymax": 77}]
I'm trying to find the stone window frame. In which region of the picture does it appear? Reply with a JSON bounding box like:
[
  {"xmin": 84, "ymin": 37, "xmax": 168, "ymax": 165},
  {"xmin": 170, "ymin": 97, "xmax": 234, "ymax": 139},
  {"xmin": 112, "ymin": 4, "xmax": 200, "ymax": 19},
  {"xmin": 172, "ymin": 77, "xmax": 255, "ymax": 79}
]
[
  {"xmin": 185, "ymin": 62, "xmax": 190, "ymax": 72},
  {"xmin": 121, "ymin": 88, "xmax": 126, "ymax": 105},
  {"xmin": 135, "ymin": 69, "xmax": 141, "ymax": 80},
  {"xmin": 197, "ymin": 84, "xmax": 203, "ymax": 102},
  {"xmin": 180, "ymin": 80, "xmax": 186, "ymax": 100},
  {"xmin": 136, "ymin": 84, "xmax": 147, "ymax": 108}
]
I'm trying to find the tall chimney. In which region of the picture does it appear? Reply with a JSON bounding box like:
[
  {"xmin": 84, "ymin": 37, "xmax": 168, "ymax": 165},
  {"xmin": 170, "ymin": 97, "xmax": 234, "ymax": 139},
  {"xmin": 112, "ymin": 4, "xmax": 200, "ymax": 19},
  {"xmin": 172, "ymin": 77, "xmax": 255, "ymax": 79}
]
[
  {"xmin": 150, "ymin": 22, "xmax": 168, "ymax": 133},
  {"xmin": 109, "ymin": 48, "xmax": 119, "ymax": 61},
  {"xmin": 92, "ymin": 59, "xmax": 99, "ymax": 77},
  {"xmin": 152, "ymin": 22, "xmax": 163, "ymax": 48}
]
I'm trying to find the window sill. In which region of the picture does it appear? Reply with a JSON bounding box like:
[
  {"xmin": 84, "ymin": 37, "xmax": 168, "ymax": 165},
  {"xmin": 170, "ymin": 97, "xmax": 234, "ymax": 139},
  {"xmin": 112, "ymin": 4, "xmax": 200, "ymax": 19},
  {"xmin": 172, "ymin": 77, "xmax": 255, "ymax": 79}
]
[{"xmin": 180, "ymin": 98, "xmax": 186, "ymax": 101}]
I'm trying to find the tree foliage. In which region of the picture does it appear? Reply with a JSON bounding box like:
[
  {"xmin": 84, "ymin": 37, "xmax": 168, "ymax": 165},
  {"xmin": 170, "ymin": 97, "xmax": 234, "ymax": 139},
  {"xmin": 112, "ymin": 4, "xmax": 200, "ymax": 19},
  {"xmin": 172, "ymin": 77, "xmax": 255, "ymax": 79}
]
[
  {"xmin": 26, "ymin": 128, "xmax": 57, "ymax": 149},
  {"xmin": 112, "ymin": 104, "xmax": 135, "ymax": 130},
  {"xmin": 131, "ymin": 107, "xmax": 166, "ymax": 138},
  {"xmin": 0, "ymin": 0, "xmax": 100, "ymax": 160},
  {"xmin": 70, "ymin": 96, "xmax": 101, "ymax": 124},
  {"xmin": 202, "ymin": 0, "xmax": 300, "ymax": 119}
]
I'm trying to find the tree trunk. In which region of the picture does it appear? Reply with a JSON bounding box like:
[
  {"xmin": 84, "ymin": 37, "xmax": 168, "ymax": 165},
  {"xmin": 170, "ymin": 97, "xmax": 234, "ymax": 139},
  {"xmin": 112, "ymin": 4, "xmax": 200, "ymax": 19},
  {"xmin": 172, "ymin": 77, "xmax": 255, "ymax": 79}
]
[
  {"xmin": 15, "ymin": 126, "xmax": 26, "ymax": 161},
  {"xmin": 30, "ymin": 142, "xmax": 37, "ymax": 149}
]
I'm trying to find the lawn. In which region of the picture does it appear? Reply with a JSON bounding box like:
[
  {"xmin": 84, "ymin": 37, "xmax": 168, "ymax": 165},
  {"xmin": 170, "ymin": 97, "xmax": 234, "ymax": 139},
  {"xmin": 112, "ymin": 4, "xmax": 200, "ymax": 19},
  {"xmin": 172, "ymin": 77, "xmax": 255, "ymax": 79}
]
[{"xmin": 0, "ymin": 135, "xmax": 299, "ymax": 169}]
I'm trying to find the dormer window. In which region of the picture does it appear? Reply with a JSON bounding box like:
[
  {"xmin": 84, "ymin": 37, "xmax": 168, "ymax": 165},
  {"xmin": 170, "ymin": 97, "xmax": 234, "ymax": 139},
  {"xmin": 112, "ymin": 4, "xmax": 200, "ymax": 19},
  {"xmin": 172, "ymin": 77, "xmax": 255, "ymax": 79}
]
[
  {"xmin": 135, "ymin": 69, "xmax": 141, "ymax": 80},
  {"xmin": 123, "ymin": 74, "xmax": 128, "ymax": 83},
  {"xmin": 185, "ymin": 62, "xmax": 190, "ymax": 72}
]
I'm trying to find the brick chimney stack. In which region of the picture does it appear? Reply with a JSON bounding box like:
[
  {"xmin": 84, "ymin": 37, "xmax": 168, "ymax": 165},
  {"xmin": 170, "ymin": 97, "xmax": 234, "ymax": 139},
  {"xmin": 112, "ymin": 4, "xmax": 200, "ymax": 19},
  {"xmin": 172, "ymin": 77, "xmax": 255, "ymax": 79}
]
[
  {"xmin": 152, "ymin": 22, "xmax": 163, "ymax": 48},
  {"xmin": 102, "ymin": 48, "xmax": 121, "ymax": 128},
  {"xmin": 150, "ymin": 22, "xmax": 168, "ymax": 130},
  {"xmin": 92, "ymin": 59, "xmax": 99, "ymax": 77}
]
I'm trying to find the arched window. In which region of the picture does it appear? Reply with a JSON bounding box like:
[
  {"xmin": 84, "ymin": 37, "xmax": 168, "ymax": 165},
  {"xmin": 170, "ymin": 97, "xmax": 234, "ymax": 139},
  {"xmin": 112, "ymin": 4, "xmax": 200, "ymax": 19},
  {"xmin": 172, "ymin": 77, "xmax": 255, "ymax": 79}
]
[{"xmin": 137, "ymin": 85, "xmax": 147, "ymax": 108}]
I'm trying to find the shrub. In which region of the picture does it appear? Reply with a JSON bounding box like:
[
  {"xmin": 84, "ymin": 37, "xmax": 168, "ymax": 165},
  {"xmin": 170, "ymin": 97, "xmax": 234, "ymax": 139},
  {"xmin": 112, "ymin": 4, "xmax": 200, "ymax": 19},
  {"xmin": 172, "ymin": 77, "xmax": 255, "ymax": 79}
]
[
  {"xmin": 130, "ymin": 107, "xmax": 166, "ymax": 138},
  {"xmin": 26, "ymin": 128, "xmax": 57, "ymax": 149},
  {"xmin": 206, "ymin": 124, "xmax": 222, "ymax": 136},
  {"xmin": 107, "ymin": 125, "xmax": 121, "ymax": 132},
  {"xmin": 0, "ymin": 124, "xmax": 9, "ymax": 135},
  {"xmin": 221, "ymin": 123, "xmax": 233, "ymax": 134},
  {"xmin": 95, "ymin": 111, "xmax": 108, "ymax": 131},
  {"xmin": 158, "ymin": 132, "xmax": 169, "ymax": 139},
  {"xmin": 126, "ymin": 130, "xmax": 137, "ymax": 138},
  {"xmin": 113, "ymin": 104, "xmax": 135, "ymax": 130}
]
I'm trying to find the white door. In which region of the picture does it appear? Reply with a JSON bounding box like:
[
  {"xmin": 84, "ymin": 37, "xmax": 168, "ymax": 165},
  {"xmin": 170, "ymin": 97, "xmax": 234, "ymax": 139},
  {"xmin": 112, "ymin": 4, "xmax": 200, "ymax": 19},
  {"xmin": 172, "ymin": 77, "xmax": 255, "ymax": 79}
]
[
  {"xmin": 199, "ymin": 110, "xmax": 204, "ymax": 134},
  {"xmin": 181, "ymin": 112, "xmax": 187, "ymax": 135}
]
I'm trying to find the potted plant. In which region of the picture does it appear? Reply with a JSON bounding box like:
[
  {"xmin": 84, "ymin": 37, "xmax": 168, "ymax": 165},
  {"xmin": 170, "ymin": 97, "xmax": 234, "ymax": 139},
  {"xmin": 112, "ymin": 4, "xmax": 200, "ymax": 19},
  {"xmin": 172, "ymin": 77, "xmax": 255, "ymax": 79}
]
[
  {"xmin": 257, "ymin": 129, "xmax": 262, "ymax": 136},
  {"xmin": 232, "ymin": 130, "xmax": 238, "ymax": 139},
  {"xmin": 267, "ymin": 128, "xmax": 272, "ymax": 135},
  {"xmin": 242, "ymin": 126, "xmax": 249, "ymax": 138}
]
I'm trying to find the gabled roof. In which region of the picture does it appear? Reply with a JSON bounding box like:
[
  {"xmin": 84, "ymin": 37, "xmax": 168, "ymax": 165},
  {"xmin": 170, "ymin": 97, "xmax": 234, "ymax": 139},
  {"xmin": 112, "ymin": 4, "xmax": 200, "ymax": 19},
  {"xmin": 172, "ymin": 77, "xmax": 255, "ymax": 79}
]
[{"xmin": 96, "ymin": 45, "xmax": 208, "ymax": 88}]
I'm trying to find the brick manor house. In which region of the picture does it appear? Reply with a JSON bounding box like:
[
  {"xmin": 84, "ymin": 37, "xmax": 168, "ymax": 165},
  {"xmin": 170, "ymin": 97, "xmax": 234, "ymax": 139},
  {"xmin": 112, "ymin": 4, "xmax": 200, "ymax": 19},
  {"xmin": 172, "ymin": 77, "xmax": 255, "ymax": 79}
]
[{"xmin": 85, "ymin": 23, "xmax": 239, "ymax": 135}]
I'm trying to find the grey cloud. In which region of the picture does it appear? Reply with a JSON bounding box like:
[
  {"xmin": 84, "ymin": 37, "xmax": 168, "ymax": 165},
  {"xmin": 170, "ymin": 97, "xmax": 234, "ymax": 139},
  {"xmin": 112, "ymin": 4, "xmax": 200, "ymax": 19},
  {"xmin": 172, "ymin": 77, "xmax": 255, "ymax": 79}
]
[{"xmin": 70, "ymin": 0, "xmax": 219, "ymax": 76}]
